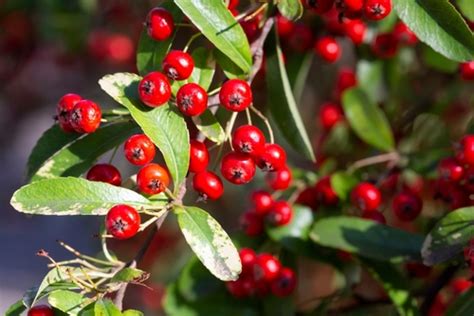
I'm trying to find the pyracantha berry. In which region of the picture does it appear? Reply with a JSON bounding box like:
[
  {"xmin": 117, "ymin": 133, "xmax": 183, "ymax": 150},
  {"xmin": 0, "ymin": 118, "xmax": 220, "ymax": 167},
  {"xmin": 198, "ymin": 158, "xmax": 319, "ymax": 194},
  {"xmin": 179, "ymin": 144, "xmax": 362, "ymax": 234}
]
[
  {"xmin": 146, "ymin": 7, "xmax": 174, "ymax": 41},
  {"xmin": 257, "ymin": 143, "xmax": 287, "ymax": 172},
  {"xmin": 137, "ymin": 163, "xmax": 170, "ymax": 195},
  {"xmin": 227, "ymin": 0, "xmax": 239, "ymax": 10},
  {"xmin": 319, "ymin": 102, "xmax": 344, "ymax": 130},
  {"xmin": 251, "ymin": 190, "xmax": 274, "ymax": 216},
  {"xmin": 124, "ymin": 134, "xmax": 156, "ymax": 166},
  {"xmin": 189, "ymin": 140, "xmax": 209, "ymax": 173},
  {"xmin": 253, "ymin": 254, "xmax": 282, "ymax": 282},
  {"xmin": 351, "ymin": 182, "xmax": 382, "ymax": 211},
  {"xmin": 433, "ymin": 179, "xmax": 468, "ymax": 210},
  {"xmin": 372, "ymin": 33, "xmax": 398, "ymax": 58},
  {"xmin": 105, "ymin": 204, "xmax": 141, "ymax": 240},
  {"xmin": 219, "ymin": 79, "xmax": 253, "ymax": 112},
  {"xmin": 456, "ymin": 135, "xmax": 474, "ymax": 166},
  {"xmin": 220, "ymin": 152, "xmax": 256, "ymax": 185},
  {"xmin": 297, "ymin": 187, "xmax": 319, "ymax": 210},
  {"xmin": 337, "ymin": 0, "xmax": 363, "ymax": 12},
  {"xmin": 343, "ymin": 19, "xmax": 366, "ymax": 45},
  {"xmin": 315, "ymin": 176, "xmax": 339, "ymax": 206},
  {"xmin": 460, "ymin": 61, "xmax": 474, "ymax": 81},
  {"xmin": 240, "ymin": 248, "xmax": 257, "ymax": 276},
  {"xmin": 86, "ymin": 163, "xmax": 122, "ymax": 186},
  {"xmin": 270, "ymin": 267, "xmax": 297, "ymax": 297},
  {"xmin": 266, "ymin": 166, "xmax": 292, "ymax": 191},
  {"xmin": 240, "ymin": 12, "xmax": 263, "ymax": 42},
  {"xmin": 450, "ymin": 278, "xmax": 472, "ymax": 295},
  {"xmin": 138, "ymin": 71, "xmax": 171, "ymax": 107},
  {"xmin": 276, "ymin": 15, "xmax": 295, "ymax": 38},
  {"xmin": 240, "ymin": 210, "xmax": 264, "ymax": 236},
  {"xmin": 70, "ymin": 100, "xmax": 102, "ymax": 133},
  {"xmin": 438, "ymin": 157, "xmax": 464, "ymax": 182},
  {"xmin": 226, "ymin": 276, "xmax": 256, "ymax": 298},
  {"xmin": 362, "ymin": 210, "xmax": 386, "ymax": 224},
  {"xmin": 162, "ymin": 50, "xmax": 194, "ymax": 80},
  {"xmin": 314, "ymin": 36, "xmax": 341, "ymax": 63},
  {"xmin": 306, "ymin": 0, "xmax": 334, "ymax": 14},
  {"xmin": 57, "ymin": 93, "xmax": 82, "ymax": 132},
  {"xmin": 288, "ymin": 23, "xmax": 314, "ymax": 52},
  {"xmin": 364, "ymin": 0, "xmax": 392, "ymax": 20},
  {"xmin": 336, "ymin": 68, "xmax": 357, "ymax": 97},
  {"xmin": 27, "ymin": 305, "xmax": 54, "ymax": 316},
  {"xmin": 392, "ymin": 191, "xmax": 423, "ymax": 221},
  {"xmin": 176, "ymin": 83, "xmax": 208, "ymax": 116},
  {"xmin": 232, "ymin": 124, "xmax": 266, "ymax": 157},
  {"xmin": 405, "ymin": 262, "xmax": 432, "ymax": 279},
  {"xmin": 192, "ymin": 171, "xmax": 224, "ymax": 200},
  {"xmin": 393, "ymin": 22, "xmax": 417, "ymax": 46},
  {"xmin": 462, "ymin": 166, "xmax": 474, "ymax": 192},
  {"xmin": 266, "ymin": 200, "xmax": 293, "ymax": 226}
]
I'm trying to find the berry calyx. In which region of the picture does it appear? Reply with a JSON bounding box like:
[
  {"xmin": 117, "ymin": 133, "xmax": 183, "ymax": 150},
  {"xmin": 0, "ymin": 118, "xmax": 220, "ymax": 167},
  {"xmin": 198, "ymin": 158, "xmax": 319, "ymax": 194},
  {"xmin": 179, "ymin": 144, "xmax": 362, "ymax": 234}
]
[
  {"xmin": 251, "ymin": 190, "xmax": 274, "ymax": 215},
  {"xmin": 220, "ymin": 152, "xmax": 256, "ymax": 185},
  {"xmin": 456, "ymin": 135, "xmax": 474, "ymax": 166},
  {"xmin": 138, "ymin": 71, "xmax": 171, "ymax": 107},
  {"xmin": 257, "ymin": 143, "xmax": 287, "ymax": 172},
  {"xmin": 254, "ymin": 254, "xmax": 282, "ymax": 282},
  {"xmin": 189, "ymin": 140, "xmax": 209, "ymax": 173},
  {"xmin": 146, "ymin": 7, "xmax": 174, "ymax": 41},
  {"xmin": 319, "ymin": 102, "xmax": 344, "ymax": 130},
  {"xmin": 86, "ymin": 163, "xmax": 122, "ymax": 186},
  {"xmin": 240, "ymin": 210, "xmax": 264, "ymax": 236},
  {"xmin": 315, "ymin": 176, "xmax": 339, "ymax": 206},
  {"xmin": 438, "ymin": 157, "xmax": 464, "ymax": 182},
  {"xmin": 314, "ymin": 36, "xmax": 341, "ymax": 63},
  {"xmin": 364, "ymin": 0, "xmax": 392, "ymax": 20},
  {"xmin": 70, "ymin": 100, "xmax": 102, "ymax": 133},
  {"xmin": 105, "ymin": 204, "xmax": 141, "ymax": 240},
  {"xmin": 27, "ymin": 305, "xmax": 54, "ymax": 316},
  {"xmin": 362, "ymin": 210, "xmax": 386, "ymax": 224},
  {"xmin": 351, "ymin": 182, "xmax": 382, "ymax": 211},
  {"xmin": 176, "ymin": 83, "xmax": 208, "ymax": 116},
  {"xmin": 266, "ymin": 200, "xmax": 293, "ymax": 226},
  {"xmin": 123, "ymin": 134, "xmax": 156, "ymax": 166},
  {"xmin": 192, "ymin": 171, "xmax": 224, "ymax": 200},
  {"xmin": 162, "ymin": 50, "xmax": 194, "ymax": 80},
  {"xmin": 270, "ymin": 267, "xmax": 297, "ymax": 297},
  {"xmin": 232, "ymin": 124, "xmax": 266, "ymax": 157},
  {"xmin": 392, "ymin": 191, "xmax": 423, "ymax": 222},
  {"xmin": 266, "ymin": 166, "xmax": 292, "ymax": 191},
  {"xmin": 219, "ymin": 79, "xmax": 253, "ymax": 112},
  {"xmin": 57, "ymin": 93, "xmax": 82, "ymax": 132},
  {"xmin": 137, "ymin": 163, "xmax": 170, "ymax": 195}
]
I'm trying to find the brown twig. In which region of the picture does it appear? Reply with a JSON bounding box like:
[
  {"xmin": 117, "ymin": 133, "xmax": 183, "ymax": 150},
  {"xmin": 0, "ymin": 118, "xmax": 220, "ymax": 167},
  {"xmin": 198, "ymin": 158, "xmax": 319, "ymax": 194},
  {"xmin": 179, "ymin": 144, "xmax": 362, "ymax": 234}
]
[{"xmin": 348, "ymin": 151, "xmax": 400, "ymax": 173}]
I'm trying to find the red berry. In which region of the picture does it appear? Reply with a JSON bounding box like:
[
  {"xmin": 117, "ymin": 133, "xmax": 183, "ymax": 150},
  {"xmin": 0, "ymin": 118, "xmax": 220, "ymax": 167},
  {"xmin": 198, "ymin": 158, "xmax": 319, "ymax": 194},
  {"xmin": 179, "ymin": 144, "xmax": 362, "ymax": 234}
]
[
  {"xmin": 306, "ymin": 0, "xmax": 334, "ymax": 14},
  {"xmin": 339, "ymin": 0, "xmax": 363, "ymax": 12},
  {"xmin": 226, "ymin": 277, "xmax": 255, "ymax": 298},
  {"xmin": 372, "ymin": 33, "xmax": 398, "ymax": 58},
  {"xmin": 266, "ymin": 200, "xmax": 293, "ymax": 226},
  {"xmin": 343, "ymin": 19, "xmax": 366, "ymax": 45},
  {"xmin": 434, "ymin": 179, "xmax": 468, "ymax": 209},
  {"xmin": 438, "ymin": 157, "xmax": 464, "ymax": 182},
  {"xmin": 189, "ymin": 140, "xmax": 209, "ymax": 173},
  {"xmin": 336, "ymin": 68, "xmax": 357, "ymax": 97},
  {"xmin": 351, "ymin": 182, "xmax": 382, "ymax": 211},
  {"xmin": 105, "ymin": 205, "xmax": 141, "ymax": 240},
  {"xmin": 28, "ymin": 305, "xmax": 54, "ymax": 316},
  {"xmin": 70, "ymin": 100, "xmax": 102, "ymax": 133},
  {"xmin": 405, "ymin": 262, "xmax": 432, "ymax": 279},
  {"xmin": 138, "ymin": 72, "xmax": 171, "ymax": 107},
  {"xmin": 315, "ymin": 176, "xmax": 339, "ymax": 206},
  {"xmin": 239, "ymin": 248, "xmax": 257, "ymax": 276},
  {"xmin": 137, "ymin": 163, "xmax": 170, "ymax": 195},
  {"xmin": 220, "ymin": 152, "xmax": 256, "ymax": 185},
  {"xmin": 462, "ymin": 165, "xmax": 474, "ymax": 192},
  {"xmin": 266, "ymin": 166, "xmax": 292, "ymax": 191},
  {"xmin": 276, "ymin": 15, "xmax": 295, "ymax": 38},
  {"xmin": 162, "ymin": 50, "xmax": 194, "ymax": 80},
  {"xmin": 392, "ymin": 191, "xmax": 423, "ymax": 222},
  {"xmin": 254, "ymin": 254, "xmax": 282, "ymax": 282},
  {"xmin": 240, "ymin": 210, "xmax": 264, "ymax": 236},
  {"xmin": 257, "ymin": 143, "xmax": 287, "ymax": 172},
  {"xmin": 57, "ymin": 93, "xmax": 82, "ymax": 132},
  {"xmin": 296, "ymin": 187, "xmax": 319, "ymax": 210},
  {"xmin": 314, "ymin": 36, "xmax": 341, "ymax": 63},
  {"xmin": 270, "ymin": 267, "xmax": 297, "ymax": 297},
  {"xmin": 460, "ymin": 61, "xmax": 474, "ymax": 81},
  {"xmin": 362, "ymin": 210, "xmax": 386, "ymax": 224},
  {"xmin": 176, "ymin": 83, "xmax": 208, "ymax": 116},
  {"xmin": 227, "ymin": 0, "xmax": 239, "ymax": 10},
  {"xmin": 86, "ymin": 164, "xmax": 122, "ymax": 186},
  {"xmin": 192, "ymin": 171, "xmax": 224, "ymax": 200},
  {"xmin": 232, "ymin": 125, "xmax": 266, "ymax": 157},
  {"xmin": 146, "ymin": 7, "xmax": 174, "ymax": 41},
  {"xmin": 319, "ymin": 102, "xmax": 344, "ymax": 130},
  {"xmin": 393, "ymin": 22, "xmax": 417, "ymax": 46},
  {"xmin": 124, "ymin": 134, "xmax": 156, "ymax": 166},
  {"xmin": 240, "ymin": 12, "xmax": 263, "ymax": 42},
  {"xmin": 456, "ymin": 135, "xmax": 474, "ymax": 166},
  {"xmin": 251, "ymin": 190, "xmax": 274, "ymax": 215},
  {"xmin": 219, "ymin": 79, "xmax": 253, "ymax": 112},
  {"xmin": 450, "ymin": 278, "xmax": 472, "ymax": 295},
  {"xmin": 364, "ymin": 0, "xmax": 391, "ymax": 20},
  {"xmin": 288, "ymin": 23, "xmax": 314, "ymax": 52}
]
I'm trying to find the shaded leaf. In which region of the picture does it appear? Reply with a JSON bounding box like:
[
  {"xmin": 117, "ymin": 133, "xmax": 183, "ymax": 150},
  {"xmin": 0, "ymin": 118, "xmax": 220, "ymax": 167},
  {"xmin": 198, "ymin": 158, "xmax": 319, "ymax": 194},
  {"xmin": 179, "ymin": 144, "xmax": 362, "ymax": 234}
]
[
  {"xmin": 111, "ymin": 267, "xmax": 149, "ymax": 283},
  {"xmin": 330, "ymin": 172, "xmax": 358, "ymax": 200},
  {"xmin": 94, "ymin": 299, "xmax": 121, "ymax": 316},
  {"xmin": 192, "ymin": 110, "xmax": 226, "ymax": 144},
  {"xmin": 48, "ymin": 290, "xmax": 90, "ymax": 314},
  {"xmin": 188, "ymin": 47, "xmax": 215, "ymax": 90},
  {"xmin": 4, "ymin": 300, "xmax": 26, "ymax": 316},
  {"xmin": 277, "ymin": 0, "xmax": 303, "ymax": 21},
  {"xmin": 445, "ymin": 287, "xmax": 474, "ymax": 316}
]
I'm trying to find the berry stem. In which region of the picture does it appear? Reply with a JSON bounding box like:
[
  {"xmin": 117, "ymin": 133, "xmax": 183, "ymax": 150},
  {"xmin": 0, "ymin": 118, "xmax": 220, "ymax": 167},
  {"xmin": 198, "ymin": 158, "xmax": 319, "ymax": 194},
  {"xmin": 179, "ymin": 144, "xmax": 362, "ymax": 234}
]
[
  {"xmin": 348, "ymin": 151, "xmax": 400, "ymax": 172},
  {"xmin": 183, "ymin": 32, "xmax": 203, "ymax": 52},
  {"xmin": 107, "ymin": 145, "xmax": 119, "ymax": 164},
  {"xmin": 225, "ymin": 112, "xmax": 239, "ymax": 150},
  {"xmin": 101, "ymin": 232, "xmax": 119, "ymax": 264},
  {"xmin": 57, "ymin": 240, "xmax": 119, "ymax": 267},
  {"xmin": 245, "ymin": 108, "xmax": 253, "ymax": 125},
  {"xmin": 250, "ymin": 105, "xmax": 274, "ymax": 144}
]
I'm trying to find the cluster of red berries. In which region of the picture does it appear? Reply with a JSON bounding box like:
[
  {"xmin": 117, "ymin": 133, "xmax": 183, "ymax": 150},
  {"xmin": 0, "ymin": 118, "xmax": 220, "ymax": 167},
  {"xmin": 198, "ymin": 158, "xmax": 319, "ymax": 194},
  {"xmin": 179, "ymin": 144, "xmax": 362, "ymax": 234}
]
[
  {"xmin": 27, "ymin": 305, "xmax": 54, "ymax": 316},
  {"xmin": 306, "ymin": 0, "xmax": 392, "ymax": 21},
  {"xmin": 429, "ymin": 278, "xmax": 473, "ymax": 316},
  {"xmin": 371, "ymin": 21, "xmax": 418, "ymax": 59},
  {"xmin": 240, "ymin": 190, "xmax": 294, "ymax": 236},
  {"xmin": 56, "ymin": 93, "xmax": 102, "ymax": 133},
  {"xmin": 226, "ymin": 248, "xmax": 296, "ymax": 298}
]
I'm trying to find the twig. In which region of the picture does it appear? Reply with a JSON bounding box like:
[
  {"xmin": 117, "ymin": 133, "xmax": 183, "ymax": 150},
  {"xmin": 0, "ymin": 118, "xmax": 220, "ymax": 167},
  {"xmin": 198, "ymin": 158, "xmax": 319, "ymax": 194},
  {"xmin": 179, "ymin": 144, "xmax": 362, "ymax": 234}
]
[
  {"xmin": 249, "ymin": 18, "xmax": 274, "ymax": 83},
  {"xmin": 250, "ymin": 105, "xmax": 274, "ymax": 143},
  {"xmin": 420, "ymin": 264, "xmax": 459, "ymax": 315},
  {"xmin": 348, "ymin": 152, "xmax": 400, "ymax": 173}
]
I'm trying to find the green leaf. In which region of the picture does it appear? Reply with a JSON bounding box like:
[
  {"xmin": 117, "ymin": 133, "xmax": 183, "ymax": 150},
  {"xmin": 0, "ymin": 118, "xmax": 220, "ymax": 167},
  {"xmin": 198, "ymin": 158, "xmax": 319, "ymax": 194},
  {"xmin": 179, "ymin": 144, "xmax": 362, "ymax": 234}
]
[
  {"xmin": 421, "ymin": 45, "xmax": 458, "ymax": 73},
  {"xmin": 342, "ymin": 87, "xmax": 395, "ymax": 151},
  {"xmin": 330, "ymin": 172, "xmax": 358, "ymax": 200},
  {"xmin": 136, "ymin": 2, "xmax": 182, "ymax": 75},
  {"xmin": 361, "ymin": 258, "xmax": 420, "ymax": 316},
  {"xmin": 123, "ymin": 310, "xmax": 144, "ymax": 316},
  {"xmin": 5, "ymin": 300, "xmax": 26, "ymax": 316},
  {"xmin": 10, "ymin": 177, "xmax": 150, "ymax": 215},
  {"xmin": 215, "ymin": 49, "xmax": 246, "ymax": 79},
  {"xmin": 30, "ymin": 122, "xmax": 139, "ymax": 182},
  {"xmin": 192, "ymin": 110, "xmax": 226, "ymax": 144},
  {"xmin": 421, "ymin": 207, "xmax": 474, "ymax": 265},
  {"xmin": 175, "ymin": 206, "xmax": 242, "ymax": 281},
  {"xmin": 174, "ymin": 0, "xmax": 252, "ymax": 73},
  {"xmin": 178, "ymin": 256, "xmax": 222, "ymax": 301},
  {"xmin": 356, "ymin": 60, "xmax": 384, "ymax": 104},
  {"xmin": 445, "ymin": 287, "xmax": 474, "ymax": 316},
  {"xmin": 457, "ymin": 0, "xmax": 474, "ymax": 21},
  {"xmin": 188, "ymin": 47, "xmax": 215, "ymax": 90},
  {"xmin": 277, "ymin": 0, "xmax": 303, "ymax": 20},
  {"xmin": 48, "ymin": 290, "xmax": 90, "ymax": 314},
  {"xmin": 266, "ymin": 205, "xmax": 314, "ymax": 243},
  {"xmin": 263, "ymin": 295, "xmax": 295, "ymax": 316},
  {"xmin": 94, "ymin": 300, "xmax": 122, "ymax": 316},
  {"xmin": 111, "ymin": 267, "xmax": 150, "ymax": 283},
  {"xmin": 266, "ymin": 28, "xmax": 315, "ymax": 161},
  {"xmin": 99, "ymin": 73, "xmax": 190, "ymax": 191},
  {"xmin": 393, "ymin": 0, "xmax": 474, "ymax": 62},
  {"xmin": 290, "ymin": 53, "xmax": 313, "ymax": 104},
  {"xmin": 310, "ymin": 216, "xmax": 424, "ymax": 262}
]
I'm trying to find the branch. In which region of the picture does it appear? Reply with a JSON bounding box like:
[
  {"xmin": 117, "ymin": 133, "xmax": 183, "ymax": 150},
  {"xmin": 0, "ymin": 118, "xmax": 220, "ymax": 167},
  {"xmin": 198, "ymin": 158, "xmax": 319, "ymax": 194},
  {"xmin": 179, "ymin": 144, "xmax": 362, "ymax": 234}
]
[
  {"xmin": 348, "ymin": 151, "xmax": 400, "ymax": 172},
  {"xmin": 249, "ymin": 18, "xmax": 274, "ymax": 84},
  {"xmin": 420, "ymin": 264, "xmax": 459, "ymax": 315}
]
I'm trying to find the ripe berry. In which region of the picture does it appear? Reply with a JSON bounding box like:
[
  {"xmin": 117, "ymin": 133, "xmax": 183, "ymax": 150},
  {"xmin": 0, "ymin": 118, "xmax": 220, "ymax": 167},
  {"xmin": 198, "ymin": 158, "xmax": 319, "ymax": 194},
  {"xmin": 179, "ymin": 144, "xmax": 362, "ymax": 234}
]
[
  {"xmin": 266, "ymin": 200, "xmax": 293, "ymax": 226},
  {"xmin": 306, "ymin": 0, "xmax": 334, "ymax": 14},
  {"xmin": 70, "ymin": 100, "xmax": 101, "ymax": 133},
  {"xmin": 86, "ymin": 164, "xmax": 122, "ymax": 186},
  {"xmin": 106, "ymin": 205, "xmax": 141, "ymax": 240},
  {"xmin": 297, "ymin": 187, "xmax": 319, "ymax": 210},
  {"xmin": 227, "ymin": 0, "xmax": 239, "ymax": 10},
  {"xmin": 450, "ymin": 278, "xmax": 472, "ymax": 295},
  {"xmin": 57, "ymin": 93, "xmax": 82, "ymax": 132},
  {"xmin": 276, "ymin": 15, "xmax": 295, "ymax": 38},
  {"xmin": 434, "ymin": 179, "xmax": 467, "ymax": 209},
  {"xmin": 192, "ymin": 171, "xmax": 224, "ymax": 200},
  {"xmin": 28, "ymin": 305, "xmax": 54, "ymax": 316},
  {"xmin": 336, "ymin": 68, "xmax": 357, "ymax": 97},
  {"xmin": 189, "ymin": 140, "xmax": 209, "ymax": 173},
  {"xmin": 338, "ymin": 0, "xmax": 363, "ymax": 12},
  {"xmin": 146, "ymin": 7, "xmax": 174, "ymax": 41},
  {"xmin": 176, "ymin": 83, "xmax": 208, "ymax": 116},
  {"xmin": 226, "ymin": 277, "xmax": 255, "ymax": 298},
  {"xmin": 351, "ymin": 182, "xmax": 382, "ymax": 211},
  {"xmin": 393, "ymin": 22, "xmax": 417, "ymax": 46},
  {"xmin": 240, "ymin": 210, "xmax": 264, "ymax": 236},
  {"xmin": 254, "ymin": 254, "xmax": 282, "ymax": 282},
  {"xmin": 219, "ymin": 79, "xmax": 253, "ymax": 112},
  {"xmin": 314, "ymin": 36, "xmax": 341, "ymax": 63},
  {"xmin": 251, "ymin": 190, "xmax": 274, "ymax": 215},
  {"xmin": 315, "ymin": 176, "xmax": 339, "ymax": 206},
  {"xmin": 137, "ymin": 163, "xmax": 170, "ymax": 195},
  {"xmin": 392, "ymin": 191, "xmax": 423, "ymax": 222},
  {"xmin": 288, "ymin": 23, "xmax": 314, "ymax": 52},
  {"xmin": 138, "ymin": 72, "xmax": 171, "ymax": 107},
  {"xmin": 362, "ymin": 210, "xmax": 386, "ymax": 224},
  {"xmin": 456, "ymin": 135, "xmax": 474, "ymax": 166},
  {"xmin": 319, "ymin": 102, "xmax": 344, "ymax": 130},
  {"xmin": 343, "ymin": 19, "xmax": 366, "ymax": 45},
  {"xmin": 257, "ymin": 143, "xmax": 287, "ymax": 172},
  {"xmin": 462, "ymin": 166, "xmax": 474, "ymax": 192},
  {"xmin": 266, "ymin": 166, "xmax": 292, "ymax": 191},
  {"xmin": 124, "ymin": 134, "xmax": 156, "ymax": 166},
  {"xmin": 240, "ymin": 11, "xmax": 263, "ymax": 42},
  {"xmin": 270, "ymin": 267, "xmax": 297, "ymax": 297},
  {"xmin": 221, "ymin": 152, "xmax": 256, "ymax": 185},
  {"xmin": 240, "ymin": 248, "xmax": 257, "ymax": 275},
  {"xmin": 162, "ymin": 50, "xmax": 194, "ymax": 80},
  {"xmin": 372, "ymin": 33, "xmax": 398, "ymax": 59},
  {"xmin": 232, "ymin": 125, "xmax": 266, "ymax": 157},
  {"xmin": 438, "ymin": 157, "xmax": 464, "ymax": 182},
  {"xmin": 364, "ymin": 0, "xmax": 391, "ymax": 20},
  {"xmin": 460, "ymin": 61, "xmax": 474, "ymax": 81}
]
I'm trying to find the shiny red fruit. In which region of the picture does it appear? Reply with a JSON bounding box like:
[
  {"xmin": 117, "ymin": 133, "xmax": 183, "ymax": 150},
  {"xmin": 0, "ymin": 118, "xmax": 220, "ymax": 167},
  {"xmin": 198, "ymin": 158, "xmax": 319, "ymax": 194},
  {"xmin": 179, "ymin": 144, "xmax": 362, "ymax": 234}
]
[
  {"xmin": 176, "ymin": 83, "xmax": 208, "ymax": 116},
  {"xmin": 226, "ymin": 276, "xmax": 255, "ymax": 298},
  {"xmin": 343, "ymin": 19, "xmax": 366, "ymax": 45},
  {"xmin": 456, "ymin": 135, "xmax": 474, "ymax": 166},
  {"xmin": 70, "ymin": 100, "xmax": 101, "ymax": 133},
  {"xmin": 192, "ymin": 171, "xmax": 224, "ymax": 200},
  {"xmin": 296, "ymin": 187, "xmax": 319, "ymax": 210},
  {"xmin": 124, "ymin": 134, "xmax": 156, "ymax": 166},
  {"xmin": 336, "ymin": 68, "xmax": 357, "ymax": 97},
  {"xmin": 314, "ymin": 36, "xmax": 341, "ymax": 63},
  {"xmin": 450, "ymin": 278, "xmax": 472, "ymax": 295},
  {"xmin": 137, "ymin": 163, "xmax": 170, "ymax": 195},
  {"xmin": 251, "ymin": 190, "xmax": 274, "ymax": 215},
  {"xmin": 138, "ymin": 72, "xmax": 171, "ymax": 107},
  {"xmin": 393, "ymin": 22, "xmax": 417, "ymax": 45},
  {"xmin": 146, "ymin": 7, "xmax": 174, "ymax": 41},
  {"xmin": 86, "ymin": 163, "xmax": 122, "ymax": 186},
  {"xmin": 227, "ymin": 0, "xmax": 239, "ymax": 10},
  {"xmin": 392, "ymin": 191, "xmax": 423, "ymax": 222},
  {"xmin": 254, "ymin": 254, "xmax": 282, "ymax": 282},
  {"xmin": 351, "ymin": 182, "xmax": 382, "ymax": 211},
  {"xmin": 240, "ymin": 210, "xmax": 264, "ymax": 236},
  {"xmin": 364, "ymin": 0, "xmax": 391, "ymax": 20},
  {"xmin": 57, "ymin": 93, "xmax": 82, "ymax": 132},
  {"xmin": 257, "ymin": 143, "xmax": 287, "ymax": 172},
  {"xmin": 306, "ymin": 0, "xmax": 334, "ymax": 14},
  {"xmin": 339, "ymin": 0, "xmax": 363, "ymax": 12},
  {"xmin": 315, "ymin": 176, "xmax": 339, "ymax": 206},
  {"xmin": 232, "ymin": 124, "xmax": 266, "ymax": 157},
  {"xmin": 105, "ymin": 204, "xmax": 141, "ymax": 240},
  {"xmin": 266, "ymin": 166, "xmax": 292, "ymax": 191},
  {"xmin": 266, "ymin": 200, "xmax": 293, "ymax": 226},
  {"xmin": 372, "ymin": 33, "xmax": 398, "ymax": 58},
  {"xmin": 162, "ymin": 50, "xmax": 194, "ymax": 80},
  {"xmin": 276, "ymin": 15, "xmax": 295, "ymax": 38},
  {"xmin": 189, "ymin": 140, "xmax": 209, "ymax": 173},
  {"xmin": 438, "ymin": 157, "xmax": 464, "ymax": 182},
  {"xmin": 460, "ymin": 61, "xmax": 474, "ymax": 81},
  {"xmin": 270, "ymin": 267, "xmax": 297, "ymax": 297},
  {"xmin": 288, "ymin": 23, "xmax": 314, "ymax": 52},
  {"xmin": 220, "ymin": 152, "xmax": 256, "ymax": 184},
  {"xmin": 319, "ymin": 102, "xmax": 344, "ymax": 130},
  {"xmin": 28, "ymin": 305, "xmax": 54, "ymax": 316},
  {"xmin": 462, "ymin": 166, "xmax": 474, "ymax": 192},
  {"xmin": 239, "ymin": 248, "xmax": 257, "ymax": 276},
  {"xmin": 362, "ymin": 210, "xmax": 386, "ymax": 224},
  {"xmin": 219, "ymin": 79, "xmax": 253, "ymax": 112}
]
